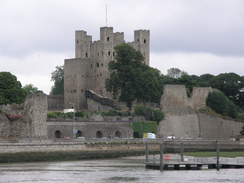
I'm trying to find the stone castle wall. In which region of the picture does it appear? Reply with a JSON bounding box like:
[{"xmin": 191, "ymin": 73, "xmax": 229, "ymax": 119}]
[
  {"xmin": 24, "ymin": 92, "xmax": 48, "ymax": 138},
  {"xmin": 158, "ymin": 85, "xmax": 243, "ymax": 139},
  {"xmin": 64, "ymin": 27, "xmax": 150, "ymax": 110}
]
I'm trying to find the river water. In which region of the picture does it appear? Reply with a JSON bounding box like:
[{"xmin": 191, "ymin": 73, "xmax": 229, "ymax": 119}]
[{"xmin": 0, "ymin": 156, "xmax": 243, "ymax": 183}]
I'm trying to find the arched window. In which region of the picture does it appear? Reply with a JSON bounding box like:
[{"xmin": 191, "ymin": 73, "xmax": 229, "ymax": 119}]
[
  {"xmin": 115, "ymin": 131, "xmax": 121, "ymax": 138},
  {"xmin": 55, "ymin": 130, "xmax": 63, "ymax": 138},
  {"xmin": 76, "ymin": 130, "xmax": 84, "ymax": 137},
  {"xmin": 96, "ymin": 131, "xmax": 103, "ymax": 138}
]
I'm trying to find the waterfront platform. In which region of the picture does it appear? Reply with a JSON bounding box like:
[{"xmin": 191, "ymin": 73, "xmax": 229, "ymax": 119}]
[{"xmin": 145, "ymin": 154, "xmax": 244, "ymax": 170}]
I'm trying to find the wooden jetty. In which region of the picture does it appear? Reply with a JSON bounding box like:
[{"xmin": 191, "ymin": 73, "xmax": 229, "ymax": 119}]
[
  {"xmin": 145, "ymin": 160, "xmax": 244, "ymax": 170},
  {"xmin": 145, "ymin": 142, "xmax": 244, "ymax": 170}
]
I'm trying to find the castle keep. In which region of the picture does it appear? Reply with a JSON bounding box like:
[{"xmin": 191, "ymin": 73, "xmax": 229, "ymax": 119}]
[{"xmin": 64, "ymin": 27, "xmax": 150, "ymax": 110}]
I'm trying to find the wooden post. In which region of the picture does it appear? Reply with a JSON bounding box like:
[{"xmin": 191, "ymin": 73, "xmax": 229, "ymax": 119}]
[
  {"xmin": 216, "ymin": 141, "xmax": 220, "ymax": 171},
  {"xmin": 160, "ymin": 143, "xmax": 164, "ymax": 171},
  {"xmin": 181, "ymin": 142, "xmax": 184, "ymax": 162},
  {"xmin": 145, "ymin": 143, "xmax": 148, "ymax": 163}
]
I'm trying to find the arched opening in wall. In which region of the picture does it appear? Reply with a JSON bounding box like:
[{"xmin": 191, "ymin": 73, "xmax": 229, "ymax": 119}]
[
  {"xmin": 133, "ymin": 131, "xmax": 140, "ymax": 138},
  {"xmin": 96, "ymin": 131, "xmax": 103, "ymax": 138},
  {"xmin": 55, "ymin": 130, "xmax": 63, "ymax": 138},
  {"xmin": 76, "ymin": 130, "xmax": 84, "ymax": 137},
  {"xmin": 144, "ymin": 39, "xmax": 146, "ymax": 43},
  {"xmin": 115, "ymin": 131, "xmax": 121, "ymax": 138}
]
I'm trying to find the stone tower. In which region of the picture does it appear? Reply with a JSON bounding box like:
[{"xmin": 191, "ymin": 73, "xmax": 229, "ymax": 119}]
[{"xmin": 64, "ymin": 27, "xmax": 150, "ymax": 110}]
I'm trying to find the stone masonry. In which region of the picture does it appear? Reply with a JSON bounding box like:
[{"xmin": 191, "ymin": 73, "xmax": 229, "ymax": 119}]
[{"xmin": 158, "ymin": 85, "xmax": 243, "ymax": 139}]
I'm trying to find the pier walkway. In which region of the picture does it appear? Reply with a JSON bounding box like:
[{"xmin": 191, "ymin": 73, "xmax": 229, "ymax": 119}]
[{"xmin": 145, "ymin": 154, "xmax": 244, "ymax": 170}]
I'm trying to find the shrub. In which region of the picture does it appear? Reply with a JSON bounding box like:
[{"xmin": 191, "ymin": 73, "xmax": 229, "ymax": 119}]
[
  {"xmin": 206, "ymin": 91, "xmax": 239, "ymax": 118},
  {"xmin": 5, "ymin": 112, "xmax": 23, "ymax": 121},
  {"xmin": 130, "ymin": 121, "xmax": 158, "ymax": 138},
  {"xmin": 47, "ymin": 112, "xmax": 58, "ymax": 119}
]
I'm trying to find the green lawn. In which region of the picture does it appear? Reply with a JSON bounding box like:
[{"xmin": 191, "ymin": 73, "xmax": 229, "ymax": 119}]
[{"xmin": 184, "ymin": 151, "xmax": 244, "ymax": 158}]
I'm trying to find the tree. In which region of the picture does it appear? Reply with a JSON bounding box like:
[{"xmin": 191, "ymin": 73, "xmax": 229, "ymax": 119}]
[
  {"xmin": 206, "ymin": 91, "xmax": 239, "ymax": 118},
  {"xmin": 105, "ymin": 43, "xmax": 163, "ymax": 111},
  {"xmin": 167, "ymin": 68, "xmax": 188, "ymax": 78},
  {"xmin": 209, "ymin": 73, "xmax": 243, "ymax": 100},
  {"xmin": 0, "ymin": 72, "xmax": 26, "ymax": 105},
  {"xmin": 23, "ymin": 84, "xmax": 38, "ymax": 95},
  {"xmin": 50, "ymin": 65, "xmax": 64, "ymax": 95}
]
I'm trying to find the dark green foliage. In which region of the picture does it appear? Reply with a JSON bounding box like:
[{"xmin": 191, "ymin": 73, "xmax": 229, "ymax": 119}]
[
  {"xmin": 22, "ymin": 84, "xmax": 38, "ymax": 95},
  {"xmin": 134, "ymin": 105, "xmax": 164, "ymax": 123},
  {"xmin": 167, "ymin": 68, "xmax": 188, "ymax": 78},
  {"xmin": 206, "ymin": 91, "xmax": 239, "ymax": 118},
  {"xmin": 0, "ymin": 72, "xmax": 27, "ymax": 105},
  {"xmin": 50, "ymin": 65, "xmax": 64, "ymax": 95},
  {"xmin": 209, "ymin": 73, "xmax": 244, "ymax": 108},
  {"xmin": 105, "ymin": 43, "xmax": 163, "ymax": 111},
  {"xmin": 130, "ymin": 121, "xmax": 158, "ymax": 138}
]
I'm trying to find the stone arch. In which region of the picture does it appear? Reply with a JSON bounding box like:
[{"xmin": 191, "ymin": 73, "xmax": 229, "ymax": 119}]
[
  {"xmin": 76, "ymin": 130, "xmax": 84, "ymax": 138},
  {"xmin": 115, "ymin": 131, "xmax": 121, "ymax": 138},
  {"xmin": 133, "ymin": 131, "xmax": 140, "ymax": 138},
  {"xmin": 96, "ymin": 131, "xmax": 103, "ymax": 138},
  {"xmin": 55, "ymin": 130, "xmax": 63, "ymax": 138}
]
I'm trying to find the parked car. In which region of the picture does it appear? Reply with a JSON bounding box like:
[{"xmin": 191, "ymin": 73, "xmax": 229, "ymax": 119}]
[
  {"xmin": 166, "ymin": 136, "xmax": 176, "ymax": 140},
  {"xmin": 76, "ymin": 136, "xmax": 85, "ymax": 141}
]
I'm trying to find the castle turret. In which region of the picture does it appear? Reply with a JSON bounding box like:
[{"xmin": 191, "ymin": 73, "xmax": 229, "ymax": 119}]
[
  {"xmin": 133, "ymin": 30, "xmax": 150, "ymax": 65},
  {"xmin": 75, "ymin": 31, "xmax": 92, "ymax": 58}
]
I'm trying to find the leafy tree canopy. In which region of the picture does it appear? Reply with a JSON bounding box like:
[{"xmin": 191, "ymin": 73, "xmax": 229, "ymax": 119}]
[
  {"xmin": 23, "ymin": 84, "xmax": 38, "ymax": 95},
  {"xmin": 50, "ymin": 65, "xmax": 64, "ymax": 95},
  {"xmin": 167, "ymin": 68, "xmax": 188, "ymax": 78},
  {"xmin": 105, "ymin": 43, "xmax": 163, "ymax": 111},
  {"xmin": 0, "ymin": 72, "xmax": 26, "ymax": 105}
]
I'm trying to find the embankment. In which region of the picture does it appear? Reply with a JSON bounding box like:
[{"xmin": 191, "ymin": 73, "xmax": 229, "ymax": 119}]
[{"xmin": 0, "ymin": 140, "xmax": 243, "ymax": 163}]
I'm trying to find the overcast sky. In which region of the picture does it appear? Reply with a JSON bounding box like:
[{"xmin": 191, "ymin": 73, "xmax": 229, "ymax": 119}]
[{"xmin": 1, "ymin": 0, "xmax": 244, "ymax": 94}]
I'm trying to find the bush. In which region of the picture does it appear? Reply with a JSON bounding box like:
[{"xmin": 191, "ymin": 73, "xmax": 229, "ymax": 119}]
[
  {"xmin": 134, "ymin": 105, "xmax": 164, "ymax": 123},
  {"xmin": 130, "ymin": 121, "xmax": 158, "ymax": 138},
  {"xmin": 206, "ymin": 91, "xmax": 239, "ymax": 118}
]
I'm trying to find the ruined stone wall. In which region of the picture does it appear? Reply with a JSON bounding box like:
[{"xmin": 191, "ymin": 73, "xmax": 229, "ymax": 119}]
[
  {"xmin": 47, "ymin": 95, "xmax": 64, "ymax": 111},
  {"xmin": 158, "ymin": 85, "xmax": 243, "ymax": 140},
  {"xmin": 24, "ymin": 92, "xmax": 48, "ymax": 138}
]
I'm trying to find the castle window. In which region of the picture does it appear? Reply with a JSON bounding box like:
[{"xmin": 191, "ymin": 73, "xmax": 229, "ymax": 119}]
[
  {"xmin": 101, "ymin": 63, "xmax": 103, "ymax": 67},
  {"xmin": 108, "ymin": 51, "xmax": 110, "ymax": 56},
  {"xmin": 77, "ymin": 40, "xmax": 79, "ymax": 44},
  {"xmin": 144, "ymin": 39, "xmax": 146, "ymax": 43},
  {"xmin": 97, "ymin": 63, "xmax": 99, "ymax": 67},
  {"xmin": 102, "ymin": 51, "xmax": 103, "ymax": 56},
  {"xmin": 82, "ymin": 75, "xmax": 83, "ymax": 77},
  {"xmin": 137, "ymin": 39, "xmax": 139, "ymax": 42},
  {"xmin": 107, "ymin": 37, "xmax": 109, "ymax": 41},
  {"xmin": 100, "ymin": 73, "xmax": 102, "ymax": 77},
  {"xmin": 113, "ymin": 52, "xmax": 115, "ymax": 56},
  {"xmin": 81, "ymin": 90, "xmax": 83, "ymax": 93},
  {"xmin": 86, "ymin": 52, "xmax": 88, "ymax": 58},
  {"xmin": 74, "ymin": 89, "xmax": 76, "ymax": 93},
  {"xmin": 90, "ymin": 64, "xmax": 92, "ymax": 68}
]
